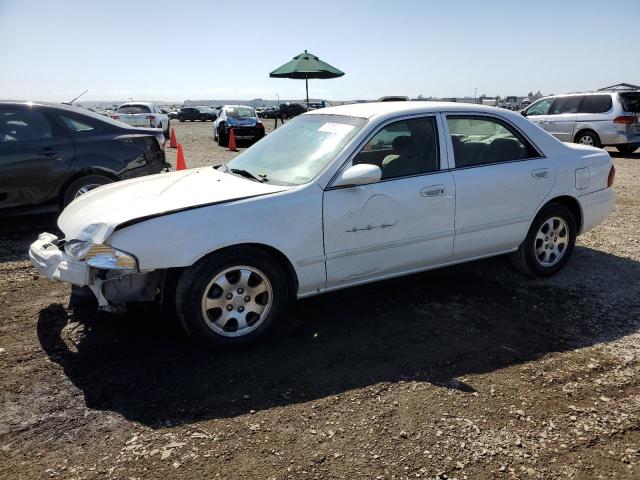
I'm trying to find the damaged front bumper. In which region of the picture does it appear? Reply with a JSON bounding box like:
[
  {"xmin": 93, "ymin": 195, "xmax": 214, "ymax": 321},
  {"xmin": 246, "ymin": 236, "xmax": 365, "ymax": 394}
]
[
  {"xmin": 29, "ymin": 233, "xmax": 90, "ymax": 286},
  {"xmin": 29, "ymin": 233, "xmax": 162, "ymax": 313}
]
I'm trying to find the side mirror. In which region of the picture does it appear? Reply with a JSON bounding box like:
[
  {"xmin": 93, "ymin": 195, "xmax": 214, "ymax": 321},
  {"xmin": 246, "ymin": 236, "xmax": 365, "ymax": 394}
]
[
  {"xmin": 520, "ymin": 110, "xmax": 527, "ymax": 116},
  {"xmin": 333, "ymin": 163, "xmax": 382, "ymax": 188}
]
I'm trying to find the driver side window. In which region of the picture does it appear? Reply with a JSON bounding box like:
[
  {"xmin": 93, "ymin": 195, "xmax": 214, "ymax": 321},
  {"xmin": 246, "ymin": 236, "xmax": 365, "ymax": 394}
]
[
  {"xmin": 352, "ymin": 117, "xmax": 439, "ymax": 180},
  {"xmin": 526, "ymin": 98, "xmax": 554, "ymax": 116}
]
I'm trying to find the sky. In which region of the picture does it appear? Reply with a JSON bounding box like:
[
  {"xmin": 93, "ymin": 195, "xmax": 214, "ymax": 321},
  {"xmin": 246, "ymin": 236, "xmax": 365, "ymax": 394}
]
[{"xmin": 1, "ymin": 0, "xmax": 638, "ymax": 103}]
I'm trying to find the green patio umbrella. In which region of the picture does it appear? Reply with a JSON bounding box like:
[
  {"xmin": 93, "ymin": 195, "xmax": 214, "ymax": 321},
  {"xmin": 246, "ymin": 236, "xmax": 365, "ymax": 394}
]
[{"xmin": 269, "ymin": 50, "xmax": 345, "ymax": 107}]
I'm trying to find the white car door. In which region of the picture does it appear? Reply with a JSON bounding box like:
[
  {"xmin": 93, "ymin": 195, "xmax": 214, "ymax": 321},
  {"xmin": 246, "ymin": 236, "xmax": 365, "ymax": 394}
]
[
  {"xmin": 545, "ymin": 96, "xmax": 583, "ymax": 142},
  {"xmin": 445, "ymin": 114, "xmax": 556, "ymax": 260},
  {"xmin": 523, "ymin": 97, "xmax": 555, "ymax": 132},
  {"xmin": 323, "ymin": 114, "xmax": 455, "ymax": 288}
]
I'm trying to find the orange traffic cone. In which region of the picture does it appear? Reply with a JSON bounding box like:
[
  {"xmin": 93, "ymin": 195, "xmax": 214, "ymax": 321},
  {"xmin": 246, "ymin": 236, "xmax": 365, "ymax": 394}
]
[
  {"xmin": 169, "ymin": 127, "xmax": 177, "ymax": 148},
  {"xmin": 176, "ymin": 144, "xmax": 187, "ymax": 170},
  {"xmin": 227, "ymin": 128, "xmax": 238, "ymax": 152}
]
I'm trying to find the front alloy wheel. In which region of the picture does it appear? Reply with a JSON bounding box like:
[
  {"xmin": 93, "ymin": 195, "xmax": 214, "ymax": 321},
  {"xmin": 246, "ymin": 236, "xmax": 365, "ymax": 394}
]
[
  {"xmin": 176, "ymin": 246, "xmax": 288, "ymax": 350},
  {"xmin": 200, "ymin": 266, "xmax": 273, "ymax": 337}
]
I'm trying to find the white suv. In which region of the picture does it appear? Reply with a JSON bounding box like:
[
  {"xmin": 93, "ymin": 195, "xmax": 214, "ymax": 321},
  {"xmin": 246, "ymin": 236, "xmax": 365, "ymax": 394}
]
[
  {"xmin": 522, "ymin": 91, "xmax": 640, "ymax": 154},
  {"xmin": 113, "ymin": 102, "xmax": 170, "ymax": 139}
]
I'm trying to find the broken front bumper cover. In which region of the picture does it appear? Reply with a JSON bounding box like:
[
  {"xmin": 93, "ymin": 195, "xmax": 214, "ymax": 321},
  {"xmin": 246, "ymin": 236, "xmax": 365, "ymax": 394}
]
[
  {"xmin": 30, "ymin": 233, "xmax": 159, "ymax": 313},
  {"xmin": 29, "ymin": 233, "xmax": 90, "ymax": 286}
]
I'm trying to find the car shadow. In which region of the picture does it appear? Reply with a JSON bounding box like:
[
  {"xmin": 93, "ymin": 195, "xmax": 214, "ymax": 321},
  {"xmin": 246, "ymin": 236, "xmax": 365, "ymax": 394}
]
[{"xmin": 37, "ymin": 247, "xmax": 640, "ymax": 428}]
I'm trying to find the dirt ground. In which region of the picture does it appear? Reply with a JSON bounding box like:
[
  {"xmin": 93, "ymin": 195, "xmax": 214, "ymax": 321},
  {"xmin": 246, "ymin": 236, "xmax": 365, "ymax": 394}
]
[{"xmin": 1, "ymin": 121, "xmax": 639, "ymax": 479}]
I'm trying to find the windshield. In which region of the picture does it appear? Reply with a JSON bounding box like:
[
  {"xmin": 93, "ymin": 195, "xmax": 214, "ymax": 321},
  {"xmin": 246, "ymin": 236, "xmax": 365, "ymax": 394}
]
[
  {"xmin": 226, "ymin": 114, "xmax": 366, "ymax": 185},
  {"xmin": 226, "ymin": 107, "xmax": 255, "ymax": 118}
]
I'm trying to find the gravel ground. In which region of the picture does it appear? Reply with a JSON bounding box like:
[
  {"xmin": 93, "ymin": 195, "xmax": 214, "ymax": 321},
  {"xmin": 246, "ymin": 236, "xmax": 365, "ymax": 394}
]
[{"xmin": 1, "ymin": 124, "xmax": 639, "ymax": 479}]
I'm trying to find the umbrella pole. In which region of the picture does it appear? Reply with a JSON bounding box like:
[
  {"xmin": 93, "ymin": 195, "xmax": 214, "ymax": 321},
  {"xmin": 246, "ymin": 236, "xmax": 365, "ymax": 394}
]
[{"xmin": 305, "ymin": 76, "xmax": 309, "ymax": 109}]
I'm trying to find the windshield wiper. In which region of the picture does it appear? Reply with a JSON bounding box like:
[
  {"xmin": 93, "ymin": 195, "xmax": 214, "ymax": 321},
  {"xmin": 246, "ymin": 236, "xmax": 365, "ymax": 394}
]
[{"xmin": 228, "ymin": 167, "xmax": 266, "ymax": 183}]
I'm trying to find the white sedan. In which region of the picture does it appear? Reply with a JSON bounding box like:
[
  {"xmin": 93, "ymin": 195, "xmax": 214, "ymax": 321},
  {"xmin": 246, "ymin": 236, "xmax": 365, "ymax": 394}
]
[{"xmin": 30, "ymin": 102, "xmax": 615, "ymax": 349}]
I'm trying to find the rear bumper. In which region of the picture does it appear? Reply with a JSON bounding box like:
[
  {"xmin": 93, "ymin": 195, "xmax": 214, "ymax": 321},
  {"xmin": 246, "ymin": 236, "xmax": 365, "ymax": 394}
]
[
  {"xmin": 29, "ymin": 233, "xmax": 90, "ymax": 286},
  {"xmin": 578, "ymin": 187, "xmax": 615, "ymax": 234}
]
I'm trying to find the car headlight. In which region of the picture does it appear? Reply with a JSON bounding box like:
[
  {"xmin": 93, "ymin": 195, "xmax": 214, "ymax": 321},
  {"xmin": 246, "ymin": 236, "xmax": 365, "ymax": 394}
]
[
  {"xmin": 85, "ymin": 244, "xmax": 137, "ymax": 271},
  {"xmin": 64, "ymin": 241, "xmax": 137, "ymax": 271}
]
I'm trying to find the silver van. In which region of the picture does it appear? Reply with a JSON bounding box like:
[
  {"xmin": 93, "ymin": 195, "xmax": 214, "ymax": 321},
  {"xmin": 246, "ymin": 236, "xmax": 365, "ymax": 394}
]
[{"xmin": 522, "ymin": 91, "xmax": 640, "ymax": 154}]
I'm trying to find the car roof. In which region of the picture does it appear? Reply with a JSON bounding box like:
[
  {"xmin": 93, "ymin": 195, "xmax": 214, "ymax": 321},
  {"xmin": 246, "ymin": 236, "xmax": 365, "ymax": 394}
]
[
  {"xmin": 306, "ymin": 101, "xmax": 519, "ymax": 120},
  {"xmin": 222, "ymin": 105, "xmax": 255, "ymax": 109}
]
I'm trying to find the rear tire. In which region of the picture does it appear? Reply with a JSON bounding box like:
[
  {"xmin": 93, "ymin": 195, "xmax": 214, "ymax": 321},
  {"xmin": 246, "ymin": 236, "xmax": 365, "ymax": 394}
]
[
  {"xmin": 163, "ymin": 120, "xmax": 170, "ymax": 139},
  {"xmin": 62, "ymin": 174, "xmax": 114, "ymax": 207},
  {"xmin": 510, "ymin": 203, "xmax": 576, "ymax": 278},
  {"xmin": 175, "ymin": 246, "xmax": 288, "ymax": 350},
  {"xmin": 575, "ymin": 130, "xmax": 601, "ymax": 149},
  {"xmin": 616, "ymin": 145, "xmax": 638, "ymax": 155},
  {"xmin": 218, "ymin": 128, "xmax": 228, "ymax": 147}
]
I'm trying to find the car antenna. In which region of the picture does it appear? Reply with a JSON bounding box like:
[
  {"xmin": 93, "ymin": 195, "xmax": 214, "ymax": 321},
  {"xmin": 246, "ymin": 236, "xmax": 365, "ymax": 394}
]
[{"xmin": 63, "ymin": 89, "xmax": 88, "ymax": 105}]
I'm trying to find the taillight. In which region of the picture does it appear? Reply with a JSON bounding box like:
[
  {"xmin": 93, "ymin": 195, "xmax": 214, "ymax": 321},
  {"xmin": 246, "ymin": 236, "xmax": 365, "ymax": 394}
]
[
  {"xmin": 607, "ymin": 164, "xmax": 616, "ymax": 187},
  {"xmin": 112, "ymin": 115, "xmax": 120, "ymax": 120},
  {"xmin": 257, "ymin": 121, "xmax": 265, "ymax": 131},
  {"xmin": 613, "ymin": 115, "xmax": 635, "ymax": 124}
]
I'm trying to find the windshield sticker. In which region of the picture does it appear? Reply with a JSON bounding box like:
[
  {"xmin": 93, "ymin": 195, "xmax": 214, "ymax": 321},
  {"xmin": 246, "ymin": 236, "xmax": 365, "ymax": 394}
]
[{"xmin": 318, "ymin": 122, "xmax": 355, "ymax": 135}]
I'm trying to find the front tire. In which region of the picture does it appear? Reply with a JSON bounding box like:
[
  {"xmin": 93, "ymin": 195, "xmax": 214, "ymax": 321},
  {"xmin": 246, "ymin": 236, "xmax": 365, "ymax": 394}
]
[
  {"xmin": 510, "ymin": 203, "xmax": 576, "ymax": 277},
  {"xmin": 175, "ymin": 247, "xmax": 289, "ymax": 350},
  {"xmin": 575, "ymin": 130, "xmax": 601, "ymax": 148},
  {"xmin": 616, "ymin": 145, "xmax": 638, "ymax": 155}
]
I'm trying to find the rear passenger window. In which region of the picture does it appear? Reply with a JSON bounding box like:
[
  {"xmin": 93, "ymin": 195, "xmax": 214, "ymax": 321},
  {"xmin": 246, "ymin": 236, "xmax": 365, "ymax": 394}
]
[
  {"xmin": 447, "ymin": 116, "xmax": 537, "ymax": 168},
  {"xmin": 549, "ymin": 96, "xmax": 583, "ymax": 115},
  {"xmin": 353, "ymin": 117, "xmax": 439, "ymax": 180},
  {"xmin": 59, "ymin": 116, "xmax": 95, "ymax": 133},
  {"xmin": 580, "ymin": 95, "xmax": 612, "ymax": 113}
]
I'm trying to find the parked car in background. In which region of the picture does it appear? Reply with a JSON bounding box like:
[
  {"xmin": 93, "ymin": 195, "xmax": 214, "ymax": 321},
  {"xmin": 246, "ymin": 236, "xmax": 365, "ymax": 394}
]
[
  {"xmin": 307, "ymin": 102, "xmax": 326, "ymax": 110},
  {"xmin": 30, "ymin": 102, "xmax": 615, "ymax": 349},
  {"xmin": 167, "ymin": 110, "xmax": 178, "ymax": 120},
  {"xmin": 378, "ymin": 96, "xmax": 409, "ymax": 102},
  {"xmin": 196, "ymin": 106, "xmax": 218, "ymax": 121},
  {"xmin": 177, "ymin": 106, "xmax": 215, "ymax": 122},
  {"xmin": 0, "ymin": 101, "xmax": 168, "ymax": 215},
  {"xmin": 259, "ymin": 106, "xmax": 280, "ymax": 119},
  {"xmin": 112, "ymin": 102, "xmax": 170, "ymax": 138},
  {"xmin": 279, "ymin": 103, "xmax": 307, "ymax": 119},
  {"xmin": 523, "ymin": 91, "xmax": 640, "ymax": 154},
  {"xmin": 213, "ymin": 105, "xmax": 264, "ymax": 146}
]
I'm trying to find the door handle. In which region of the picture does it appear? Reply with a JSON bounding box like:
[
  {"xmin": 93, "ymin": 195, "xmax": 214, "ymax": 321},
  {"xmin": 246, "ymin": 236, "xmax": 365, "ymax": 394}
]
[
  {"xmin": 531, "ymin": 168, "xmax": 550, "ymax": 179},
  {"xmin": 420, "ymin": 185, "xmax": 445, "ymax": 197},
  {"xmin": 37, "ymin": 147, "xmax": 61, "ymax": 157}
]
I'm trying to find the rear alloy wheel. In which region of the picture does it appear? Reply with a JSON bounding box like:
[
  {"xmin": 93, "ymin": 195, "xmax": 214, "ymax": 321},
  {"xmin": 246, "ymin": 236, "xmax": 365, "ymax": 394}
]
[
  {"xmin": 510, "ymin": 203, "xmax": 576, "ymax": 277},
  {"xmin": 176, "ymin": 247, "xmax": 288, "ymax": 350},
  {"xmin": 616, "ymin": 145, "xmax": 638, "ymax": 155},
  {"xmin": 62, "ymin": 174, "xmax": 113, "ymax": 207},
  {"xmin": 575, "ymin": 130, "xmax": 601, "ymax": 148}
]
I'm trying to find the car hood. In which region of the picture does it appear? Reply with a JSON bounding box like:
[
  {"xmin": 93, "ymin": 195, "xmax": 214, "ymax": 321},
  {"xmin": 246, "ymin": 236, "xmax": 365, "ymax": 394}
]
[{"xmin": 58, "ymin": 167, "xmax": 289, "ymax": 243}]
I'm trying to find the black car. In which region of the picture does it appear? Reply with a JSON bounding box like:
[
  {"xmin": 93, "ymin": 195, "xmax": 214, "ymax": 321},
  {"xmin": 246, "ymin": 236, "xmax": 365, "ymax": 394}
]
[
  {"xmin": 177, "ymin": 106, "xmax": 216, "ymax": 122},
  {"xmin": 0, "ymin": 101, "xmax": 168, "ymax": 215},
  {"xmin": 259, "ymin": 106, "xmax": 280, "ymax": 119},
  {"xmin": 279, "ymin": 103, "xmax": 307, "ymax": 119}
]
